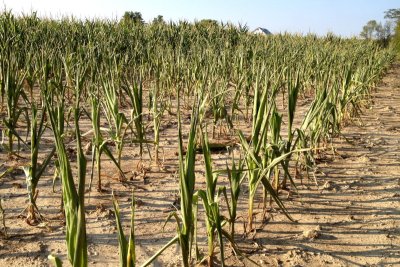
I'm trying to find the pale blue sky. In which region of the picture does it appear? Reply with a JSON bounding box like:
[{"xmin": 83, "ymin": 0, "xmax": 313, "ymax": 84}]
[{"xmin": 1, "ymin": 0, "xmax": 397, "ymax": 37}]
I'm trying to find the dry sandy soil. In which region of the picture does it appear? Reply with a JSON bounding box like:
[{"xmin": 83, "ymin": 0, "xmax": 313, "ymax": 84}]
[{"xmin": 0, "ymin": 64, "xmax": 399, "ymax": 267}]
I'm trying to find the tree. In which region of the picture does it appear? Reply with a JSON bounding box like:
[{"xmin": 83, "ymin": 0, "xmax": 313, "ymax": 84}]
[
  {"xmin": 384, "ymin": 8, "xmax": 400, "ymax": 22},
  {"xmin": 197, "ymin": 19, "xmax": 219, "ymax": 29},
  {"xmin": 360, "ymin": 20, "xmax": 378, "ymax": 39},
  {"xmin": 375, "ymin": 21, "xmax": 393, "ymax": 46},
  {"xmin": 360, "ymin": 8, "xmax": 400, "ymax": 50},
  {"xmin": 392, "ymin": 20, "xmax": 400, "ymax": 55},
  {"xmin": 122, "ymin": 11, "xmax": 144, "ymax": 25},
  {"xmin": 383, "ymin": 8, "xmax": 400, "ymax": 48},
  {"xmin": 152, "ymin": 15, "xmax": 165, "ymax": 25}
]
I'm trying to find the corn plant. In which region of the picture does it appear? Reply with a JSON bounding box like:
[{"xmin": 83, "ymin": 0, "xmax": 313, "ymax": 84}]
[
  {"xmin": 195, "ymin": 130, "xmax": 225, "ymax": 266},
  {"xmin": 197, "ymin": 133, "xmax": 256, "ymax": 266},
  {"xmin": 195, "ymin": 190, "xmax": 224, "ymax": 267},
  {"xmin": 239, "ymin": 131, "xmax": 298, "ymax": 228},
  {"xmin": 208, "ymin": 81, "xmax": 233, "ymax": 138},
  {"xmin": 112, "ymin": 191, "xmax": 135, "ymax": 267},
  {"xmin": 43, "ymin": 62, "xmax": 88, "ymax": 266},
  {"xmin": 268, "ymin": 107, "xmax": 283, "ymax": 193},
  {"xmin": 48, "ymin": 255, "xmax": 63, "ymax": 267},
  {"xmin": 48, "ymin": 106, "xmax": 88, "ymax": 267},
  {"xmin": 238, "ymin": 69, "xmax": 295, "ymax": 231},
  {"xmin": 0, "ymin": 198, "xmax": 6, "ymax": 238},
  {"xmin": 220, "ymin": 155, "xmax": 243, "ymax": 239},
  {"xmin": 149, "ymin": 59, "xmax": 167, "ymax": 167},
  {"xmin": 144, "ymin": 94, "xmax": 201, "ymax": 267},
  {"xmin": 300, "ymin": 82, "xmax": 338, "ymax": 152},
  {"xmin": 278, "ymin": 71, "xmax": 301, "ymax": 190},
  {"xmin": 239, "ymin": 69, "xmax": 270, "ymax": 231},
  {"xmin": 89, "ymin": 93, "xmax": 125, "ymax": 191},
  {"xmin": 121, "ymin": 77, "xmax": 152, "ymax": 167},
  {"xmin": 22, "ymin": 103, "xmax": 55, "ymax": 225},
  {"xmin": 0, "ymin": 11, "xmax": 20, "ymax": 111},
  {"xmin": 1, "ymin": 56, "xmax": 29, "ymax": 156},
  {"xmin": 174, "ymin": 95, "xmax": 200, "ymax": 267},
  {"xmin": 100, "ymin": 69, "xmax": 129, "ymax": 168}
]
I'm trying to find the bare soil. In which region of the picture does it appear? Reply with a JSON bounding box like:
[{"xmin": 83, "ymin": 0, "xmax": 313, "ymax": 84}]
[{"xmin": 0, "ymin": 64, "xmax": 399, "ymax": 267}]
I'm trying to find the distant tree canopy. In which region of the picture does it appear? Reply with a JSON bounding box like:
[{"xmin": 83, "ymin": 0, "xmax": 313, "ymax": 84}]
[
  {"xmin": 360, "ymin": 20, "xmax": 379, "ymax": 39},
  {"xmin": 384, "ymin": 8, "xmax": 400, "ymax": 22},
  {"xmin": 152, "ymin": 15, "xmax": 165, "ymax": 25},
  {"xmin": 360, "ymin": 20, "xmax": 392, "ymax": 42},
  {"xmin": 389, "ymin": 9, "xmax": 400, "ymax": 55},
  {"xmin": 196, "ymin": 19, "xmax": 219, "ymax": 29},
  {"xmin": 121, "ymin": 11, "xmax": 144, "ymax": 25},
  {"xmin": 382, "ymin": 8, "xmax": 400, "ymax": 54},
  {"xmin": 360, "ymin": 8, "xmax": 400, "ymax": 47},
  {"xmin": 393, "ymin": 22, "xmax": 400, "ymax": 54}
]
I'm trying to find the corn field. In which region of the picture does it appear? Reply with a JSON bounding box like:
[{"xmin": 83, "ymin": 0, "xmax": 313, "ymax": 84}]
[{"xmin": 0, "ymin": 11, "xmax": 395, "ymax": 267}]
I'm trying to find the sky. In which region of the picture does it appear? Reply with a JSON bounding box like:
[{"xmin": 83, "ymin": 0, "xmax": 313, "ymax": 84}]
[{"xmin": 1, "ymin": 0, "xmax": 398, "ymax": 37}]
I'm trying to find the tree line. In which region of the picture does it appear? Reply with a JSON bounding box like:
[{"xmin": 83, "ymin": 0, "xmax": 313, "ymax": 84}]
[
  {"xmin": 360, "ymin": 8, "xmax": 400, "ymax": 50},
  {"xmin": 121, "ymin": 9, "xmax": 400, "ymax": 54}
]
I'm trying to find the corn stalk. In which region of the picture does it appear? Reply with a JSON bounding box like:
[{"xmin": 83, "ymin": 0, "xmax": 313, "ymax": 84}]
[
  {"xmin": 22, "ymin": 103, "xmax": 55, "ymax": 225},
  {"xmin": 113, "ymin": 191, "xmax": 136, "ymax": 267},
  {"xmin": 43, "ymin": 62, "xmax": 88, "ymax": 266}
]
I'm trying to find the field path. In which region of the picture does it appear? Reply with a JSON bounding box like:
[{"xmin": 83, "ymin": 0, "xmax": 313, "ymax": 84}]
[{"xmin": 245, "ymin": 63, "xmax": 400, "ymax": 266}]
